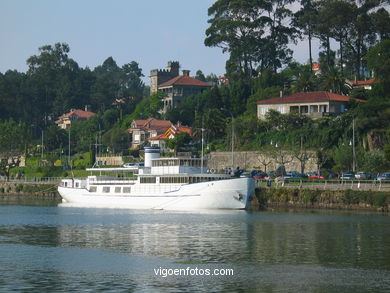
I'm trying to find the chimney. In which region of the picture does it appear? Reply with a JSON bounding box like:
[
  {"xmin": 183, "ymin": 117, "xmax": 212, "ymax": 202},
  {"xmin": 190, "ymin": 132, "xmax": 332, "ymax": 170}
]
[{"xmin": 182, "ymin": 70, "xmax": 190, "ymax": 76}]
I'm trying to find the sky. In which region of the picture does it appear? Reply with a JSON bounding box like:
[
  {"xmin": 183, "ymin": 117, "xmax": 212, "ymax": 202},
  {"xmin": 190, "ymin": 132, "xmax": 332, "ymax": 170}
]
[{"xmin": 0, "ymin": 0, "xmax": 318, "ymax": 85}]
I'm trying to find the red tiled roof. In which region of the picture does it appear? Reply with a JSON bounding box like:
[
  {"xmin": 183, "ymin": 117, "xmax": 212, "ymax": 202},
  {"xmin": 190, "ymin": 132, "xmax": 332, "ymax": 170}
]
[
  {"xmin": 257, "ymin": 91, "xmax": 367, "ymax": 104},
  {"xmin": 130, "ymin": 118, "xmax": 172, "ymax": 131},
  {"xmin": 148, "ymin": 123, "xmax": 193, "ymax": 141},
  {"xmin": 57, "ymin": 109, "xmax": 95, "ymax": 121},
  {"xmin": 350, "ymin": 79, "xmax": 378, "ymax": 86},
  {"xmin": 158, "ymin": 75, "xmax": 212, "ymax": 87},
  {"xmin": 148, "ymin": 134, "xmax": 169, "ymax": 141}
]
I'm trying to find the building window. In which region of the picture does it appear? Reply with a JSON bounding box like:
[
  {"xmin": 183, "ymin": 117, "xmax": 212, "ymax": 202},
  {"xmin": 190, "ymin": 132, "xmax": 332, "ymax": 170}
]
[
  {"xmin": 277, "ymin": 106, "xmax": 286, "ymax": 114},
  {"xmin": 300, "ymin": 106, "xmax": 309, "ymax": 113},
  {"xmin": 310, "ymin": 105, "xmax": 318, "ymax": 113},
  {"xmin": 319, "ymin": 105, "xmax": 328, "ymax": 113},
  {"xmin": 260, "ymin": 107, "xmax": 269, "ymax": 115}
]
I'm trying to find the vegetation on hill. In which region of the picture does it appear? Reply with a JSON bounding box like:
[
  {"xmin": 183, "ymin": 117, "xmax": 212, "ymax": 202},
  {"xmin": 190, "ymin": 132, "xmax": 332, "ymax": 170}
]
[{"xmin": 0, "ymin": 0, "xmax": 389, "ymax": 178}]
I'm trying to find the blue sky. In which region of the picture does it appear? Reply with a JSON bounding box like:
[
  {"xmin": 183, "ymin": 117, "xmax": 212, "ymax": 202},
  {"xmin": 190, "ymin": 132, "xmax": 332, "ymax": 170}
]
[{"xmin": 0, "ymin": 0, "xmax": 317, "ymax": 85}]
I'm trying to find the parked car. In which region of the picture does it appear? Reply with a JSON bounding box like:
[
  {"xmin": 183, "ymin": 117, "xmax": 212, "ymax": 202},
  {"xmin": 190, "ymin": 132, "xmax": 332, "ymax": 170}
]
[
  {"xmin": 123, "ymin": 162, "xmax": 144, "ymax": 168},
  {"xmin": 377, "ymin": 172, "xmax": 390, "ymax": 182},
  {"xmin": 285, "ymin": 171, "xmax": 306, "ymax": 179},
  {"xmin": 250, "ymin": 170, "xmax": 266, "ymax": 179},
  {"xmin": 340, "ymin": 172, "xmax": 355, "ymax": 180},
  {"xmin": 355, "ymin": 172, "xmax": 372, "ymax": 180},
  {"xmin": 308, "ymin": 172, "xmax": 324, "ymax": 179}
]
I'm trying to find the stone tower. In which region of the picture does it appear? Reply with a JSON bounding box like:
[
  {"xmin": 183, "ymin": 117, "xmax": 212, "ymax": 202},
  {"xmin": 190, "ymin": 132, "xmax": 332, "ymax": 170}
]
[{"xmin": 150, "ymin": 61, "xmax": 180, "ymax": 95}]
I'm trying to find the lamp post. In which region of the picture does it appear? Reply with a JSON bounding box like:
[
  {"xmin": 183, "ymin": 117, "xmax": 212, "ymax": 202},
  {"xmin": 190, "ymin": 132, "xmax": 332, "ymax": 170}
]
[
  {"xmin": 221, "ymin": 108, "xmax": 234, "ymax": 169},
  {"xmin": 351, "ymin": 118, "xmax": 356, "ymax": 172}
]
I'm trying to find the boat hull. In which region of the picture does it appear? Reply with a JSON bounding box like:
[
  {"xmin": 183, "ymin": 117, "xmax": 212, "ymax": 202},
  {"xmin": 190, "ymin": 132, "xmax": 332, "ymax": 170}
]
[{"xmin": 58, "ymin": 177, "xmax": 255, "ymax": 210}]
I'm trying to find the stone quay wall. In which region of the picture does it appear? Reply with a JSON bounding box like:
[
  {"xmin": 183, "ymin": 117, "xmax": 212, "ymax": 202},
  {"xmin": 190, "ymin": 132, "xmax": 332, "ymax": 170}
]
[{"xmin": 206, "ymin": 151, "xmax": 318, "ymax": 173}]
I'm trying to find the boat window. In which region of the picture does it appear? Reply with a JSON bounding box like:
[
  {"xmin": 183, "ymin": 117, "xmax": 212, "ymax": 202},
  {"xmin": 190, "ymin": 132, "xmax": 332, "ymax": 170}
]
[
  {"xmin": 102, "ymin": 186, "xmax": 110, "ymax": 193},
  {"xmin": 123, "ymin": 187, "xmax": 131, "ymax": 193},
  {"xmin": 75, "ymin": 182, "xmax": 79, "ymax": 188},
  {"xmin": 89, "ymin": 186, "xmax": 97, "ymax": 192},
  {"xmin": 160, "ymin": 177, "xmax": 189, "ymax": 184},
  {"xmin": 115, "ymin": 187, "xmax": 121, "ymax": 193},
  {"xmin": 64, "ymin": 182, "xmax": 67, "ymax": 187},
  {"xmin": 140, "ymin": 177, "xmax": 156, "ymax": 184}
]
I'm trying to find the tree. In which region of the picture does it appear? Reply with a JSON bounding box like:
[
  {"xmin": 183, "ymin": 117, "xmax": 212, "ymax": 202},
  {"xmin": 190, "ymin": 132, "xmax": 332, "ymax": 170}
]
[
  {"xmin": 26, "ymin": 43, "xmax": 83, "ymax": 117},
  {"xmin": 45, "ymin": 125, "xmax": 67, "ymax": 151},
  {"xmin": 367, "ymin": 39, "xmax": 390, "ymax": 94},
  {"xmin": 293, "ymin": 0, "xmax": 319, "ymax": 71},
  {"xmin": 0, "ymin": 156, "xmax": 21, "ymax": 181},
  {"xmin": 121, "ymin": 61, "xmax": 145, "ymax": 99},
  {"xmin": 0, "ymin": 120, "xmax": 30, "ymax": 152},
  {"xmin": 101, "ymin": 128, "xmax": 130, "ymax": 154},
  {"xmin": 359, "ymin": 150, "xmax": 389, "ymax": 175},
  {"xmin": 195, "ymin": 70, "xmax": 206, "ymax": 81},
  {"xmin": 332, "ymin": 145, "xmax": 353, "ymax": 172},
  {"xmin": 256, "ymin": 150, "xmax": 273, "ymax": 172},
  {"xmin": 166, "ymin": 132, "xmax": 192, "ymax": 154},
  {"xmin": 205, "ymin": 0, "xmax": 298, "ymax": 78}
]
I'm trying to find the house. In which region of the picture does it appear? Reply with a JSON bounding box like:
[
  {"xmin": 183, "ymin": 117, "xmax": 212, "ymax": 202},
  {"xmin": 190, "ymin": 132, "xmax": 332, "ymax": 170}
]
[
  {"xmin": 148, "ymin": 122, "xmax": 193, "ymax": 152},
  {"xmin": 257, "ymin": 91, "xmax": 367, "ymax": 120},
  {"xmin": 347, "ymin": 78, "xmax": 378, "ymax": 90},
  {"xmin": 150, "ymin": 62, "xmax": 212, "ymax": 113},
  {"xmin": 128, "ymin": 118, "xmax": 172, "ymax": 149},
  {"xmin": 56, "ymin": 107, "xmax": 95, "ymax": 130}
]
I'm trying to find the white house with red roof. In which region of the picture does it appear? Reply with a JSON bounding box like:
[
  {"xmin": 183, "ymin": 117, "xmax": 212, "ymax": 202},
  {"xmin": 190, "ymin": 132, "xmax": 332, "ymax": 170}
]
[
  {"xmin": 148, "ymin": 122, "xmax": 193, "ymax": 151},
  {"xmin": 128, "ymin": 118, "xmax": 172, "ymax": 149},
  {"xmin": 347, "ymin": 78, "xmax": 378, "ymax": 90},
  {"xmin": 55, "ymin": 107, "xmax": 95, "ymax": 130},
  {"xmin": 257, "ymin": 91, "xmax": 367, "ymax": 120}
]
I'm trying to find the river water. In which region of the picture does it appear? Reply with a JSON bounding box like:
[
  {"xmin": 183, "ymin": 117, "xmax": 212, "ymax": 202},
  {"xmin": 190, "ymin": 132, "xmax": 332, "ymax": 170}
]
[{"xmin": 0, "ymin": 199, "xmax": 389, "ymax": 292}]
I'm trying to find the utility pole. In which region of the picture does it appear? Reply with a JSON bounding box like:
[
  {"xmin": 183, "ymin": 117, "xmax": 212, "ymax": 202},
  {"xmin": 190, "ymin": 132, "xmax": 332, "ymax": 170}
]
[
  {"xmin": 201, "ymin": 116, "xmax": 205, "ymax": 174},
  {"xmin": 68, "ymin": 127, "xmax": 71, "ymax": 169},
  {"xmin": 352, "ymin": 118, "xmax": 356, "ymax": 172},
  {"xmin": 41, "ymin": 130, "xmax": 44, "ymax": 159}
]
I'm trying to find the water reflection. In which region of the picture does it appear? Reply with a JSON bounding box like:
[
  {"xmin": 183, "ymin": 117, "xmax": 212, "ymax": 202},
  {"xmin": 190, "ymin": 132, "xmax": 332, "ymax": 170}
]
[{"xmin": 0, "ymin": 205, "xmax": 389, "ymax": 292}]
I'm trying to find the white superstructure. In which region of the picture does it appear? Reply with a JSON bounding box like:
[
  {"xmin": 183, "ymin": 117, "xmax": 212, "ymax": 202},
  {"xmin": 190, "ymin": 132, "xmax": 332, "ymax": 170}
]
[{"xmin": 58, "ymin": 147, "xmax": 255, "ymax": 210}]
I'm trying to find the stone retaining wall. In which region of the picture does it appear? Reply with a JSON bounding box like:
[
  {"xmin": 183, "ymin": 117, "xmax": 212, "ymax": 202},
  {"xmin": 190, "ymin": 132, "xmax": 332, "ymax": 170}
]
[{"xmin": 206, "ymin": 151, "xmax": 317, "ymax": 172}]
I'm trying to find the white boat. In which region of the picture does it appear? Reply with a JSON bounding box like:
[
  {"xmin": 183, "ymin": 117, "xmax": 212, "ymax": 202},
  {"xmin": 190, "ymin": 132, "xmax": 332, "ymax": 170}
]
[{"xmin": 58, "ymin": 147, "xmax": 255, "ymax": 210}]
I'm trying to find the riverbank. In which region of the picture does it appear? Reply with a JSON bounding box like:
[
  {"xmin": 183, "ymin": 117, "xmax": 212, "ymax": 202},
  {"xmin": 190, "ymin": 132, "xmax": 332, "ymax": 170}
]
[
  {"xmin": 250, "ymin": 187, "xmax": 390, "ymax": 212},
  {"xmin": 0, "ymin": 182, "xmax": 60, "ymax": 199}
]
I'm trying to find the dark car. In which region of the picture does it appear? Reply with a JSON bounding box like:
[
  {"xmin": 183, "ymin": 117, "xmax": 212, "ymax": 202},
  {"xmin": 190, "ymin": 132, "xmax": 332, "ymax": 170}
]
[
  {"xmin": 285, "ymin": 171, "xmax": 305, "ymax": 179},
  {"xmin": 377, "ymin": 172, "xmax": 390, "ymax": 182},
  {"xmin": 251, "ymin": 170, "xmax": 267, "ymax": 179},
  {"xmin": 340, "ymin": 172, "xmax": 355, "ymax": 180},
  {"xmin": 355, "ymin": 172, "xmax": 372, "ymax": 180}
]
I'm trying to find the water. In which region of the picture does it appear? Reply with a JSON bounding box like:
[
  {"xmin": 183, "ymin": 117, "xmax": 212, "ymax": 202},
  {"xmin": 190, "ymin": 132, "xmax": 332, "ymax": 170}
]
[{"xmin": 0, "ymin": 200, "xmax": 389, "ymax": 292}]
